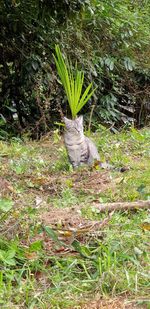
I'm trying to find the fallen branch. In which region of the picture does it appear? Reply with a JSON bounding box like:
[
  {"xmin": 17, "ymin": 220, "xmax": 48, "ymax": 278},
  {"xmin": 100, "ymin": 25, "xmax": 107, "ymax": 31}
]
[{"xmin": 91, "ymin": 200, "xmax": 150, "ymax": 212}]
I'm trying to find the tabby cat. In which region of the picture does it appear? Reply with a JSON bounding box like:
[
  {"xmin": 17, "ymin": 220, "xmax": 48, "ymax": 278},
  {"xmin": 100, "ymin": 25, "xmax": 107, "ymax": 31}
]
[
  {"xmin": 64, "ymin": 115, "xmax": 101, "ymax": 168},
  {"xmin": 64, "ymin": 116, "xmax": 128, "ymax": 172}
]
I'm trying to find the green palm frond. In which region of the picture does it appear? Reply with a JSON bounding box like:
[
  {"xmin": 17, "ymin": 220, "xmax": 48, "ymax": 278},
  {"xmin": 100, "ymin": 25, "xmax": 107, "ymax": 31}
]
[{"xmin": 53, "ymin": 45, "xmax": 96, "ymax": 119}]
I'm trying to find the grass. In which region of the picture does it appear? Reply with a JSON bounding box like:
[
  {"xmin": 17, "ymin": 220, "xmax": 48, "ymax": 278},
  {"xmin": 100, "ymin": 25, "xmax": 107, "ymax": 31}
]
[{"xmin": 0, "ymin": 126, "xmax": 149, "ymax": 308}]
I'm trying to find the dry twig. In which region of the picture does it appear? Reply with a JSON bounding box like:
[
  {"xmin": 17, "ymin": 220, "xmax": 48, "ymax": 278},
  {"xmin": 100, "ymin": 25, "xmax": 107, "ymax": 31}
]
[{"xmin": 91, "ymin": 200, "xmax": 150, "ymax": 212}]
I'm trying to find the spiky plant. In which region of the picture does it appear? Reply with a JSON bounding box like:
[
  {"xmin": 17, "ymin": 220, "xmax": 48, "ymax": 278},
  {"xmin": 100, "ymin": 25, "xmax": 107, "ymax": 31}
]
[{"xmin": 53, "ymin": 45, "xmax": 96, "ymax": 119}]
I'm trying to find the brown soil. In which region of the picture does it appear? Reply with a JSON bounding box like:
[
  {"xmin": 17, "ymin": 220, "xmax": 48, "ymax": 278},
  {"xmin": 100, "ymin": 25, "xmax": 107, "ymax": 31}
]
[
  {"xmin": 20, "ymin": 168, "xmax": 112, "ymax": 198},
  {"xmin": 0, "ymin": 176, "xmax": 14, "ymax": 197},
  {"xmin": 74, "ymin": 296, "xmax": 148, "ymax": 309}
]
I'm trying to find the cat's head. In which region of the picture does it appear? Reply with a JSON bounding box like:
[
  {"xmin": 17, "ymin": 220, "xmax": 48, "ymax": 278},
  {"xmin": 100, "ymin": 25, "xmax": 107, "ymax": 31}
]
[{"xmin": 64, "ymin": 116, "xmax": 83, "ymax": 133}]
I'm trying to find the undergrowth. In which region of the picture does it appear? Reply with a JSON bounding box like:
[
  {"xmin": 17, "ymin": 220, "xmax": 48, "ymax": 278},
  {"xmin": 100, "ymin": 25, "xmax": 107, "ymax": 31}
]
[{"xmin": 0, "ymin": 127, "xmax": 149, "ymax": 308}]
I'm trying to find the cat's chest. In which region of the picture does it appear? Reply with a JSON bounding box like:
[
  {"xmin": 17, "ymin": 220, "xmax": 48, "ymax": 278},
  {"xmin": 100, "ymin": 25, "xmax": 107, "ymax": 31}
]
[{"xmin": 64, "ymin": 132, "xmax": 85, "ymax": 146}]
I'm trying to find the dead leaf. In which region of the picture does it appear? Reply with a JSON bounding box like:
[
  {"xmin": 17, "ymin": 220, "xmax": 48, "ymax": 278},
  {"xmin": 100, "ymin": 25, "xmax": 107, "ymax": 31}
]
[
  {"xmin": 25, "ymin": 252, "xmax": 38, "ymax": 260},
  {"xmin": 35, "ymin": 196, "xmax": 43, "ymax": 207},
  {"xmin": 141, "ymin": 222, "xmax": 150, "ymax": 231}
]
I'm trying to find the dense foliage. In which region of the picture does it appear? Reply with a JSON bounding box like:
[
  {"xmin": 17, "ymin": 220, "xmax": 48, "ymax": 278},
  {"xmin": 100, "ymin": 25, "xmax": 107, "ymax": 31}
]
[{"xmin": 0, "ymin": 0, "xmax": 150, "ymax": 138}]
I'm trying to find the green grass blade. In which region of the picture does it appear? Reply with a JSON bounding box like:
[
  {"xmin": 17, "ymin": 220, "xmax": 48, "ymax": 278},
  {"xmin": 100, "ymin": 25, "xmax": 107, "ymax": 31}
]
[
  {"xmin": 76, "ymin": 84, "xmax": 96, "ymax": 114},
  {"xmin": 75, "ymin": 71, "xmax": 84, "ymax": 110},
  {"xmin": 53, "ymin": 45, "xmax": 72, "ymax": 109}
]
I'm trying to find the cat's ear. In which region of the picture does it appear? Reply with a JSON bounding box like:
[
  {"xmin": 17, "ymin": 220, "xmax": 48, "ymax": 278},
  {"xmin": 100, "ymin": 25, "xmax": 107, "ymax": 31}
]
[
  {"xmin": 63, "ymin": 117, "xmax": 72, "ymax": 127},
  {"xmin": 77, "ymin": 115, "xmax": 83, "ymax": 125}
]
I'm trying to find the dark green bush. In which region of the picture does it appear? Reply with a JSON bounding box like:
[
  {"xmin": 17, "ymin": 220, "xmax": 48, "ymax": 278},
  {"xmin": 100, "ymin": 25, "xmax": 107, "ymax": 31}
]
[{"xmin": 0, "ymin": 0, "xmax": 150, "ymax": 138}]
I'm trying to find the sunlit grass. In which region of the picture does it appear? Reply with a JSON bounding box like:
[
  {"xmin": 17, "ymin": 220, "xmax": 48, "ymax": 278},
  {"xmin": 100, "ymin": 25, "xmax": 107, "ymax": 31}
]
[{"xmin": 0, "ymin": 127, "xmax": 149, "ymax": 308}]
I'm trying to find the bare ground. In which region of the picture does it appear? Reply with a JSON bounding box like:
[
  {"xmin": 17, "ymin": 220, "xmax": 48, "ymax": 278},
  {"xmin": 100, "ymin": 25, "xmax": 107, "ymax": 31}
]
[{"xmin": 76, "ymin": 296, "xmax": 148, "ymax": 309}]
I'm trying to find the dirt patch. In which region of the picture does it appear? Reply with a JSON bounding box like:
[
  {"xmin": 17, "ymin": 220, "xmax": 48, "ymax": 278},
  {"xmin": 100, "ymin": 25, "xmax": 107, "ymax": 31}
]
[
  {"xmin": 37, "ymin": 169, "xmax": 113, "ymax": 196},
  {"xmin": 0, "ymin": 177, "xmax": 14, "ymax": 197},
  {"xmin": 33, "ymin": 205, "xmax": 112, "ymax": 254},
  {"xmin": 38, "ymin": 170, "xmax": 114, "ymax": 230},
  {"xmin": 36, "ymin": 170, "xmax": 114, "ymax": 252},
  {"xmin": 75, "ymin": 297, "xmax": 148, "ymax": 309},
  {"xmin": 69, "ymin": 169, "xmax": 112, "ymax": 194},
  {"xmin": 40, "ymin": 206, "xmax": 88, "ymax": 227},
  {"xmin": 6, "ymin": 169, "xmax": 112, "ymax": 198}
]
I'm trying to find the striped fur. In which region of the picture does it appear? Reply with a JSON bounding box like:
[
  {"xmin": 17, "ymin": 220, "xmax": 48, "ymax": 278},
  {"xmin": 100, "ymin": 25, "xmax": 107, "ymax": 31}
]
[{"xmin": 64, "ymin": 116, "xmax": 100, "ymax": 168}]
